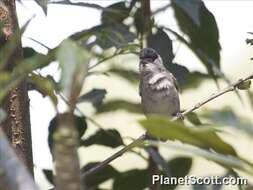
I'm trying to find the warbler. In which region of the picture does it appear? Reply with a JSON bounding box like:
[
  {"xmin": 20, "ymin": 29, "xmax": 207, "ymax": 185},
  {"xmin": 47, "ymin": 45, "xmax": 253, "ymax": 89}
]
[{"xmin": 139, "ymin": 48, "xmax": 180, "ymax": 118}]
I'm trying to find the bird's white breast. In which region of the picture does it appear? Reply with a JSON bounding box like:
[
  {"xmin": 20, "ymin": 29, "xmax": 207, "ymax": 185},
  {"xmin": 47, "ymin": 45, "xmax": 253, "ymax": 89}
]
[{"xmin": 140, "ymin": 72, "xmax": 180, "ymax": 117}]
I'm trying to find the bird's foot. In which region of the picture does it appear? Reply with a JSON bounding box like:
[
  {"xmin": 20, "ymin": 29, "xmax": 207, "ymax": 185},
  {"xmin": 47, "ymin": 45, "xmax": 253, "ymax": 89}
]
[{"xmin": 174, "ymin": 112, "xmax": 184, "ymax": 120}]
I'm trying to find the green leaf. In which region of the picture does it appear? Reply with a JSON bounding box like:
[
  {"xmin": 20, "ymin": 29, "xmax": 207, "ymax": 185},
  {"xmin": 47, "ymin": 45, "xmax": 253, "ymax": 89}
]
[
  {"xmin": 48, "ymin": 113, "xmax": 87, "ymax": 154},
  {"xmin": 101, "ymin": 2, "xmax": 129, "ymax": 24},
  {"xmin": 161, "ymin": 157, "xmax": 192, "ymax": 190},
  {"xmin": 27, "ymin": 73, "xmax": 58, "ymax": 105},
  {"xmin": 237, "ymin": 80, "xmax": 251, "ymax": 90},
  {"xmin": 139, "ymin": 116, "xmax": 236, "ymax": 156},
  {"xmin": 96, "ymin": 99, "xmax": 142, "ymax": 114},
  {"xmin": 82, "ymin": 162, "xmax": 119, "ymax": 188},
  {"xmin": 112, "ymin": 158, "xmax": 191, "ymax": 190},
  {"xmin": 78, "ymin": 88, "xmax": 107, "ymax": 107},
  {"xmin": 23, "ymin": 47, "xmax": 36, "ymax": 59},
  {"xmin": 167, "ymin": 63, "xmax": 211, "ymax": 90},
  {"xmin": 185, "ymin": 112, "xmax": 202, "ymax": 125},
  {"xmin": 57, "ymin": 39, "xmax": 90, "ymax": 100},
  {"xmin": 172, "ymin": 0, "xmax": 201, "ymax": 26},
  {"xmin": 81, "ymin": 129, "xmax": 124, "ymax": 148},
  {"xmin": 248, "ymin": 90, "xmax": 253, "ymax": 109},
  {"xmin": 0, "ymin": 18, "xmax": 32, "ymax": 69},
  {"xmin": 246, "ymin": 38, "xmax": 253, "ymax": 45},
  {"xmin": 42, "ymin": 169, "xmax": 53, "ymax": 185},
  {"xmin": 95, "ymin": 24, "xmax": 136, "ymax": 49},
  {"xmin": 172, "ymin": 0, "xmax": 221, "ymax": 76},
  {"xmin": 148, "ymin": 28, "xmax": 174, "ymax": 65},
  {"xmin": 158, "ymin": 140, "xmax": 253, "ymax": 175},
  {"xmin": 49, "ymin": 0, "xmax": 106, "ymax": 11},
  {"xmin": 107, "ymin": 67, "xmax": 139, "ymax": 84},
  {"xmin": 34, "ymin": 0, "xmax": 48, "ymax": 15},
  {"xmin": 0, "ymin": 51, "xmax": 53, "ymax": 102},
  {"xmin": 113, "ymin": 169, "xmax": 148, "ymax": 190},
  {"xmin": 168, "ymin": 157, "xmax": 192, "ymax": 177},
  {"xmin": 71, "ymin": 23, "xmax": 136, "ymax": 50}
]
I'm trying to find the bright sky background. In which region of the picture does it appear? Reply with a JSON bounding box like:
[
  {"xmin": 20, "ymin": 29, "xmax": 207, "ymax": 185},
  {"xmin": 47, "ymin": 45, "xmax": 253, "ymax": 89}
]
[{"xmin": 16, "ymin": 1, "xmax": 253, "ymax": 189}]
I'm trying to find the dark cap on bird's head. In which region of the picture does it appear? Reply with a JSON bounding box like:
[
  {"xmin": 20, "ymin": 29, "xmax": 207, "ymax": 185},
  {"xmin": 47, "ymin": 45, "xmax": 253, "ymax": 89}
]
[{"xmin": 139, "ymin": 48, "xmax": 158, "ymax": 61}]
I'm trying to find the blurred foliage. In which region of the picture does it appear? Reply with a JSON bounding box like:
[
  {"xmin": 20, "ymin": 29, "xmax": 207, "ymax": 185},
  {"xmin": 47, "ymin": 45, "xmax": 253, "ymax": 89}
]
[
  {"xmin": 27, "ymin": 73, "xmax": 58, "ymax": 105},
  {"xmin": 113, "ymin": 169, "xmax": 149, "ymax": 190},
  {"xmin": 113, "ymin": 157, "xmax": 192, "ymax": 190},
  {"xmin": 82, "ymin": 162, "xmax": 119, "ymax": 189},
  {"xmin": 81, "ymin": 129, "xmax": 124, "ymax": 148},
  {"xmin": 171, "ymin": 0, "xmax": 221, "ymax": 78},
  {"xmin": 139, "ymin": 116, "xmax": 236, "ymax": 156},
  {"xmin": 148, "ymin": 27, "xmax": 174, "ymax": 65},
  {"xmin": 185, "ymin": 112, "xmax": 202, "ymax": 126},
  {"xmin": 34, "ymin": 0, "xmax": 48, "ymax": 15},
  {"xmin": 78, "ymin": 88, "xmax": 107, "ymax": 107},
  {"xmin": 237, "ymin": 80, "xmax": 251, "ymax": 90},
  {"xmin": 107, "ymin": 67, "xmax": 139, "ymax": 84},
  {"xmin": 0, "ymin": 0, "xmax": 252, "ymax": 190},
  {"xmin": 161, "ymin": 157, "xmax": 192, "ymax": 190},
  {"xmin": 57, "ymin": 39, "xmax": 90, "ymax": 100},
  {"xmin": 42, "ymin": 169, "xmax": 53, "ymax": 185},
  {"xmin": 48, "ymin": 113, "xmax": 87, "ymax": 154},
  {"xmin": 96, "ymin": 99, "xmax": 142, "ymax": 114}
]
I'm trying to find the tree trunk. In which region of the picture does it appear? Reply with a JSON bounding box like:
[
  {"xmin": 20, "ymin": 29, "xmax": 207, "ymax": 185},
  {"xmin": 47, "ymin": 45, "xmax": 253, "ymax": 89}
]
[{"xmin": 0, "ymin": 0, "xmax": 34, "ymax": 176}]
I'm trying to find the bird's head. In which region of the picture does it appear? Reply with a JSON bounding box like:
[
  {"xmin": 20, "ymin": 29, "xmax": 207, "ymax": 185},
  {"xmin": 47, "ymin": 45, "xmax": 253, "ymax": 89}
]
[
  {"xmin": 139, "ymin": 48, "xmax": 163, "ymax": 73},
  {"xmin": 139, "ymin": 48, "xmax": 158, "ymax": 64}
]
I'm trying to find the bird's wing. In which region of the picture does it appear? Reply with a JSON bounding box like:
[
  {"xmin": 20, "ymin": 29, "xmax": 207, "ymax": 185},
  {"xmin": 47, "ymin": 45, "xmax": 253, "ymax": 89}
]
[
  {"xmin": 146, "ymin": 72, "xmax": 173, "ymax": 98},
  {"xmin": 170, "ymin": 73, "xmax": 180, "ymax": 92}
]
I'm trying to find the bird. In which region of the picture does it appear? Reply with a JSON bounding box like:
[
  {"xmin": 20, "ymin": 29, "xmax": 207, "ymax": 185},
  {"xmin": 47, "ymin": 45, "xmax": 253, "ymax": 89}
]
[
  {"xmin": 139, "ymin": 48, "xmax": 181, "ymax": 181},
  {"xmin": 139, "ymin": 48, "xmax": 181, "ymax": 118}
]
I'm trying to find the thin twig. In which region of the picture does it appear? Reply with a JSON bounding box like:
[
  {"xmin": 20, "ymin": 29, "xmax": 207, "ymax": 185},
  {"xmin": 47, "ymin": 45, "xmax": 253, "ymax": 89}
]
[
  {"xmin": 58, "ymin": 93, "xmax": 126, "ymax": 144},
  {"xmin": 179, "ymin": 73, "xmax": 253, "ymax": 117},
  {"xmin": 81, "ymin": 73, "xmax": 253, "ymax": 178},
  {"xmin": 81, "ymin": 134, "xmax": 146, "ymax": 179},
  {"xmin": 88, "ymin": 51, "xmax": 135, "ymax": 70},
  {"xmin": 58, "ymin": 92, "xmax": 147, "ymax": 160},
  {"xmin": 152, "ymin": 3, "xmax": 171, "ymax": 15}
]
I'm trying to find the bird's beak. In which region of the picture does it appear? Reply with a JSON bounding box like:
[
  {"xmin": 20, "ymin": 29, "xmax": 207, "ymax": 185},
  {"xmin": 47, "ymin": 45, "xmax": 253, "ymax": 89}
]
[{"xmin": 140, "ymin": 59, "xmax": 151, "ymax": 65}]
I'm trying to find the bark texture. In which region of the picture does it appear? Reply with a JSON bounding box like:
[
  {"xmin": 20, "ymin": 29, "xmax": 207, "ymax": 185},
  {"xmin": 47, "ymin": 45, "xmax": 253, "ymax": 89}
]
[{"xmin": 53, "ymin": 114, "xmax": 83, "ymax": 190}]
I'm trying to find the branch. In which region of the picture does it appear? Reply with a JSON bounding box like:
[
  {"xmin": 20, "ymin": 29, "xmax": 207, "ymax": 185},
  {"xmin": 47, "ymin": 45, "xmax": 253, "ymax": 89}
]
[
  {"xmin": 152, "ymin": 3, "xmax": 171, "ymax": 16},
  {"xmin": 81, "ymin": 135, "xmax": 145, "ymax": 179},
  {"xmin": 58, "ymin": 89, "xmax": 148, "ymax": 162},
  {"xmin": 81, "ymin": 73, "xmax": 253, "ymax": 179},
  {"xmin": 53, "ymin": 116, "xmax": 83, "ymax": 190},
  {"xmin": 88, "ymin": 51, "xmax": 131, "ymax": 70},
  {"xmin": 179, "ymin": 73, "xmax": 253, "ymax": 117}
]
